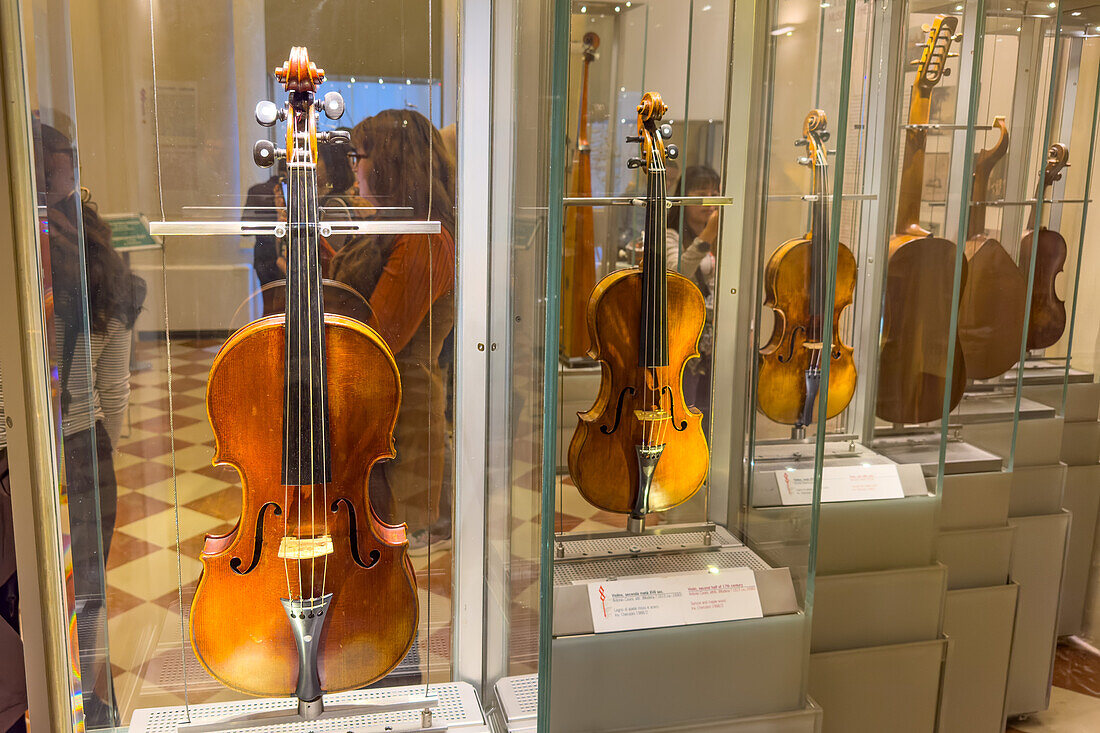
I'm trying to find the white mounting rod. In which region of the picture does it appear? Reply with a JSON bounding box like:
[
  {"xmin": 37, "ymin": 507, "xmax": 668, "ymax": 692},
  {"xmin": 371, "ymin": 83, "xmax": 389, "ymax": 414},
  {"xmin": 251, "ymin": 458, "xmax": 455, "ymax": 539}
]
[{"xmin": 149, "ymin": 220, "xmax": 442, "ymax": 237}]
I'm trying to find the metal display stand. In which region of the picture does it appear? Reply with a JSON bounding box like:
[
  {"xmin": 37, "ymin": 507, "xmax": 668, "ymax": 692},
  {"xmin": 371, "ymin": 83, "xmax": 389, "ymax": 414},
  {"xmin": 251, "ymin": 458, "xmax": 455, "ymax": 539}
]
[{"xmin": 126, "ymin": 682, "xmax": 488, "ymax": 733}]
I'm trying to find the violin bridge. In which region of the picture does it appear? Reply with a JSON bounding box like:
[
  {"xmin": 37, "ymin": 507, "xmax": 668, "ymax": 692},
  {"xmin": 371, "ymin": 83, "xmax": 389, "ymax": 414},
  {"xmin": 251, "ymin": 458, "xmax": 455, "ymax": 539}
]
[
  {"xmin": 278, "ymin": 534, "xmax": 334, "ymax": 560},
  {"xmin": 633, "ymin": 408, "xmax": 670, "ymax": 422},
  {"xmin": 802, "ymin": 341, "xmax": 824, "ymax": 351}
]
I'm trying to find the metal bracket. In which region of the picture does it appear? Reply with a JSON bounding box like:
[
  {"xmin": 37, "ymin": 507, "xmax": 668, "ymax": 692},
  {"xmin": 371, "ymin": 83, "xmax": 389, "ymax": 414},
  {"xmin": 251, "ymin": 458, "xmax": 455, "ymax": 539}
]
[{"xmin": 176, "ymin": 694, "xmax": 443, "ymax": 732}]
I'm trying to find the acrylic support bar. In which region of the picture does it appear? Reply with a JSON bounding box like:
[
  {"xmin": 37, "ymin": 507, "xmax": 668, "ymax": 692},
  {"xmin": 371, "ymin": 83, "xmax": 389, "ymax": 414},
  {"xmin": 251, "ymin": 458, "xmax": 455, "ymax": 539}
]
[{"xmin": 149, "ymin": 220, "xmax": 442, "ymax": 237}]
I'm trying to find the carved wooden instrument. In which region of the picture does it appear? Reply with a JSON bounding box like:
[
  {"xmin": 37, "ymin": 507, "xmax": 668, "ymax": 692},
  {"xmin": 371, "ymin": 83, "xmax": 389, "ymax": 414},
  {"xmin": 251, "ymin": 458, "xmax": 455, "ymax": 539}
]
[
  {"xmin": 1019, "ymin": 143, "xmax": 1069, "ymax": 350},
  {"xmin": 876, "ymin": 15, "xmax": 968, "ymax": 424},
  {"xmin": 957, "ymin": 116, "xmax": 1028, "ymax": 379},
  {"xmin": 568, "ymin": 92, "xmax": 708, "ymax": 532},
  {"xmin": 758, "ymin": 110, "xmax": 857, "ymax": 427},
  {"xmin": 190, "ymin": 47, "xmax": 417, "ymax": 699},
  {"xmin": 560, "ymin": 33, "xmax": 600, "ymax": 361}
]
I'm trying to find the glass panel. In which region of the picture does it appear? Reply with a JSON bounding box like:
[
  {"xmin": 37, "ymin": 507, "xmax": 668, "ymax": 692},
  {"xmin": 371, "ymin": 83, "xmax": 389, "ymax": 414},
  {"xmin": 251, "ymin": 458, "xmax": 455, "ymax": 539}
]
[{"xmin": 19, "ymin": 1, "xmax": 460, "ymax": 728}]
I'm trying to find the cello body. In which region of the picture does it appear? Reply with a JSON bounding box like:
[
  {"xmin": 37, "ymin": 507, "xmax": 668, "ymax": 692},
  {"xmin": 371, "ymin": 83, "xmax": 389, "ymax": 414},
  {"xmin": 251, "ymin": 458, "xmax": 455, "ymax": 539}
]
[
  {"xmin": 759, "ymin": 236, "xmax": 857, "ymax": 424},
  {"xmin": 958, "ymin": 116, "xmax": 1028, "ymax": 380},
  {"xmin": 569, "ymin": 269, "xmax": 708, "ymax": 514},
  {"xmin": 191, "ymin": 314, "xmax": 417, "ymax": 695}
]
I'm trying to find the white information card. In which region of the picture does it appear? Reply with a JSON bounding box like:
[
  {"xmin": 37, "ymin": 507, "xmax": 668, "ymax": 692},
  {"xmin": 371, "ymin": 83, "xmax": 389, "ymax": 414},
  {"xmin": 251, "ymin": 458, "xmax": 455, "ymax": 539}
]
[
  {"xmin": 774, "ymin": 463, "xmax": 905, "ymax": 506},
  {"xmin": 586, "ymin": 568, "xmax": 763, "ymax": 633}
]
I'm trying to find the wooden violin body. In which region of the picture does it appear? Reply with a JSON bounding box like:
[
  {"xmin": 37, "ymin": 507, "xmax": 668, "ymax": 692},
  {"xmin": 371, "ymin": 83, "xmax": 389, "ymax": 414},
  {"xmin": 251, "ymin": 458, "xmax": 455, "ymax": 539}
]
[
  {"xmin": 958, "ymin": 116, "xmax": 1027, "ymax": 380},
  {"xmin": 1019, "ymin": 227, "xmax": 1067, "ymax": 350},
  {"xmin": 759, "ymin": 236, "xmax": 857, "ymax": 424},
  {"xmin": 758, "ymin": 109, "xmax": 856, "ymax": 427},
  {"xmin": 877, "ymin": 234, "xmax": 967, "ymax": 424},
  {"xmin": 568, "ymin": 91, "xmax": 707, "ymax": 524},
  {"xmin": 1019, "ymin": 143, "xmax": 1070, "ymax": 351},
  {"xmin": 191, "ymin": 314, "xmax": 417, "ymax": 695},
  {"xmin": 569, "ymin": 269, "xmax": 708, "ymax": 514},
  {"xmin": 190, "ymin": 47, "xmax": 417, "ymax": 700}
]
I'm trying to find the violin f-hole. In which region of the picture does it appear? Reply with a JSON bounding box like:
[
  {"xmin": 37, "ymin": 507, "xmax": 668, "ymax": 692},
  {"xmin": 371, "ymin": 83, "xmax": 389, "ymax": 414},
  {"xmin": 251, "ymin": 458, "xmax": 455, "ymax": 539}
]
[
  {"xmin": 600, "ymin": 386, "xmax": 636, "ymax": 435},
  {"xmin": 331, "ymin": 498, "xmax": 381, "ymax": 570},
  {"xmin": 230, "ymin": 501, "xmax": 282, "ymax": 575},
  {"xmin": 777, "ymin": 326, "xmax": 806, "ymax": 363},
  {"xmin": 660, "ymin": 385, "xmax": 689, "ymax": 431}
]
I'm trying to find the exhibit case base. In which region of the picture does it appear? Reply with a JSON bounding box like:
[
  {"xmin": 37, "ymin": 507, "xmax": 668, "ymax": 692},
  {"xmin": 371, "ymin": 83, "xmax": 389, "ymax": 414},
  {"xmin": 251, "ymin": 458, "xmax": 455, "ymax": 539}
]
[
  {"xmin": 494, "ymin": 675, "xmax": 823, "ymax": 733},
  {"xmin": 127, "ymin": 682, "xmax": 489, "ymax": 733}
]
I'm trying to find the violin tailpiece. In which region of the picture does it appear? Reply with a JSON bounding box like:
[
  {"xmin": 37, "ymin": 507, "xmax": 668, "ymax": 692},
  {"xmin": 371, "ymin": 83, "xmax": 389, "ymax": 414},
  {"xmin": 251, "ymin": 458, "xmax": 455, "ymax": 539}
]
[{"xmin": 280, "ymin": 593, "xmax": 333, "ymax": 706}]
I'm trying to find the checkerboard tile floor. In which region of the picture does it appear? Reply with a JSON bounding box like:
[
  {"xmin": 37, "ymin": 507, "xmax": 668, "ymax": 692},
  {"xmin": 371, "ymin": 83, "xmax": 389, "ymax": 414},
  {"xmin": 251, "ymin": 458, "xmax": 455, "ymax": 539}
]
[{"xmin": 98, "ymin": 337, "xmax": 620, "ymax": 724}]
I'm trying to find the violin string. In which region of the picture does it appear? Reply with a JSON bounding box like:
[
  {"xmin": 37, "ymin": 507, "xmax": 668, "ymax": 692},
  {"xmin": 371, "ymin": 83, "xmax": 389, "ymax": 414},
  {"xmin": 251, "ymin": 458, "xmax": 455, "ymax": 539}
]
[
  {"xmin": 286, "ymin": 111, "xmax": 294, "ymax": 598},
  {"xmin": 307, "ymin": 116, "xmax": 316, "ymax": 603},
  {"xmin": 295, "ymin": 143, "xmax": 304, "ymax": 602},
  {"xmin": 315, "ymin": 140, "xmax": 329, "ymax": 603}
]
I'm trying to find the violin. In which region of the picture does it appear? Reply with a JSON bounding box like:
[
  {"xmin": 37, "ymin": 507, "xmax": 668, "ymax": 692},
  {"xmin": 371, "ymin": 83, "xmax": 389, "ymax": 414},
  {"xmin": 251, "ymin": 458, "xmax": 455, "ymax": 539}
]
[
  {"xmin": 560, "ymin": 33, "xmax": 600, "ymax": 361},
  {"xmin": 876, "ymin": 16, "xmax": 968, "ymax": 424},
  {"xmin": 568, "ymin": 92, "xmax": 709, "ymax": 532},
  {"xmin": 1019, "ymin": 143, "xmax": 1069, "ymax": 350},
  {"xmin": 957, "ymin": 116, "xmax": 1028, "ymax": 379},
  {"xmin": 758, "ymin": 110, "xmax": 857, "ymax": 428},
  {"xmin": 190, "ymin": 47, "xmax": 417, "ymax": 699}
]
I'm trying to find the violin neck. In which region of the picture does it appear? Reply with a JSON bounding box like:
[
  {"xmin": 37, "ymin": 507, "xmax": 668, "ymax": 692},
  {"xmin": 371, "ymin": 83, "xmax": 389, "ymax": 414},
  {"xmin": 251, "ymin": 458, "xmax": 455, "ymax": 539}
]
[
  {"xmin": 639, "ymin": 164, "xmax": 669, "ymax": 368},
  {"xmin": 1027, "ymin": 175, "xmax": 1048, "ymax": 231},
  {"xmin": 576, "ymin": 57, "xmax": 591, "ymax": 152},
  {"xmin": 809, "ymin": 155, "xmax": 829, "ymax": 326},
  {"xmin": 283, "ymin": 144, "xmax": 332, "ymax": 486},
  {"xmin": 895, "ymin": 88, "xmax": 932, "ymax": 235}
]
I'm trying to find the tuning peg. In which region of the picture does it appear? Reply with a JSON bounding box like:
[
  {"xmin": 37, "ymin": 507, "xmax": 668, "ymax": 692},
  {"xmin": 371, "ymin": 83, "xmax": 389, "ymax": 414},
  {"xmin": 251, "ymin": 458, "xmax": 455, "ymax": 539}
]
[
  {"xmin": 910, "ymin": 59, "xmax": 922, "ymax": 66},
  {"xmin": 659, "ymin": 124, "xmax": 673, "ymax": 140},
  {"xmin": 953, "ymin": 33, "xmax": 962, "ymax": 42},
  {"xmin": 253, "ymin": 139, "xmax": 282, "ymax": 168},
  {"xmin": 665, "ymin": 144, "xmax": 679, "ymax": 160},
  {"xmin": 255, "ymin": 101, "xmax": 282, "ymax": 127},
  {"xmin": 318, "ymin": 91, "xmax": 345, "ymax": 120},
  {"xmin": 321, "ymin": 130, "xmax": 351, "ymax": 146},
  {"xmin": 626, "ymin": 135, "xmax": 643, "ymax": 144},
  {"xmin": 627, "ymin": 157, "xmax": 645, "ymax": 169},
  {"xmin": 943, "ymin": 68, "xmax": 952, "ymax": 77},
  {"xmin": 795, "ymin": 139, "xmax": 809, "ymax": 147},
  {"xmin": 797, "ymin": 156, "xmax": 811, "ymax": 166},
  {"xmin": 947, "ymin": 52, "xmax": 959, "ymax": 58},
  {"xmin": 921, "ymin": 23, "xmax": 931, "ymax": 32},
  {"xmin": 819, "ymin": 131, "xmax": 831, "ymax": 142}
]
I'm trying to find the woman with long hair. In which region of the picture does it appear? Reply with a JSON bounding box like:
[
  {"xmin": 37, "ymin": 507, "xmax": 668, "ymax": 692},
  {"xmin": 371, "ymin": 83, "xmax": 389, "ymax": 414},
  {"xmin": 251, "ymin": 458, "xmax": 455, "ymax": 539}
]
[{"xmin": 331, "ymin": 110, "xmax": 455, "ymax": 551}]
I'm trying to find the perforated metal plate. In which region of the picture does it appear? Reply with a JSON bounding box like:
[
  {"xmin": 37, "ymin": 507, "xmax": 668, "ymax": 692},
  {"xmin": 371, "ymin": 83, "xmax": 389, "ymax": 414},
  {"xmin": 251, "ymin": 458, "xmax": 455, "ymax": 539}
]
[
  {"xmin": 127, "ymin": 682, "xmax": 489, "ymax": 732},
  {"xmin": 494, "ymin": 675, "xmax": 537, "ymax": 732},
  {"xmin": 554, "ymin": 545, "xmax": 772, "ymax": 585}
]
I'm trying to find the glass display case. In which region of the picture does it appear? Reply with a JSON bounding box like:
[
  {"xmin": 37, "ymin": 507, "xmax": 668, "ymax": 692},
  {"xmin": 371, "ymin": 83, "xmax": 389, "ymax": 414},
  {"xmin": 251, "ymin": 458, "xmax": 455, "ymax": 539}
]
[{"xmin": 2, "ymin": 1, "xmax": 1099, "ymax": 732}]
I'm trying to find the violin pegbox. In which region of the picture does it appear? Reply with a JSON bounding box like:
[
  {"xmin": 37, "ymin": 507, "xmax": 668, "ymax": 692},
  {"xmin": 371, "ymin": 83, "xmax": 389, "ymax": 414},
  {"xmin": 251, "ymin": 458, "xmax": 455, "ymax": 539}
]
[
  {"xmin": 252, "ymin": 46, "xmax": 348, "ymax": 170},
  {"xmin": 626, "ymin": 91, "xmax": 677, "ymax": 172},
  {"xmin": 1045, "ymin": 143, "xmax": 1070, "ymax": 186},
  {"xmin": 799, "ymin": 109, "xmax": 829, "ymax": 169}
]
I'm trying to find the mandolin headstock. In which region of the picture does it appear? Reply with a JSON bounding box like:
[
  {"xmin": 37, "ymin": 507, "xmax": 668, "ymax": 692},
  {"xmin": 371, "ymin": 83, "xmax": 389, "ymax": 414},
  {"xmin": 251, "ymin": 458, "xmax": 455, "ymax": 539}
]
[
  {"xmin": 1044, "ymin": 143, "xmax": 1070, "ymax": 187},
  {"xmin": 912, "ymin": 15, "xmax": 960, "ymax": 95}
]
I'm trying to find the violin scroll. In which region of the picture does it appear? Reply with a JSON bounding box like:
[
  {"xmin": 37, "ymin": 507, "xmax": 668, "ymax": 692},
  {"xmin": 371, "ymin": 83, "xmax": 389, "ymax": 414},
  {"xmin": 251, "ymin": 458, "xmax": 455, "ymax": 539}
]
[
  {"xmin": 253, "ymin": 48, "xmax": 347, "ymax": 172},
  {"xmin": 1045, "ymin": 143, "xmax": 1069, "ymax": 186}
]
